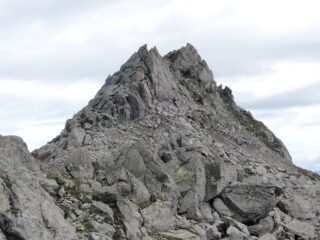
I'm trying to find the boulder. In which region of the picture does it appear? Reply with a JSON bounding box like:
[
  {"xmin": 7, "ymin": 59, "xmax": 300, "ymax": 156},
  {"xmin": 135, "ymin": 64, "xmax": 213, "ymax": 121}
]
[
  {"xmin": 0, "ymin": 136, "xmax": 78, "ymax": 240},
  {"xmin": 248, "ymin": 216, "xmax": 274, "ymax": 236},
  {"xmin": 186, "ymin": 202, "xmax": 214, "ymax": 223},
  {"xmin": 2, "ymin": 44, "xmax": 319, "ymax": 239},
  {"xmin": 224, "ymin": 217, "xmax": 250, "ymax": 236},
  {"xmin": 284, "ymin": 218, "xmax": 315, "ymax": 239},
  {"xmin": 283, "ymin": 195, "xmax": 315, "ymax": 220},
  {"xmin": 92, "ymin": 185, "xmax": 118, "ymax": 203},
  {"xmin": 213, "ymin": 197, "xmax": 233, "ymax": 218},
  {"xmin": 257, "ymin": 233, "xmax": 276, "ymax": 240},
  {"xmin": 85, "ymin": 220, "xmax": 116, "ymax": 237},
  {"xmin": 227, "ymin": 225, "xmax": 249, "ymax": 240},
  {"xmin": 117, "ymin": 199, "xmax": 143, "ymax": 239},
  {"xmin": 68, "ymin": 127, "xmax": 85, "ymax": 147},
  {"xmin": 156, "ymin": 229, "xmax": 201, "ymax": 240},
  {"xmin": 221, "ymin": 185, "xmax": 277, "ymax": 223},
  {"xmin": 205, "ymin": 225, "xmax": 221, "ymax": 240},
  {"xmin": 90, "ymin": 201, "xmax": 114, "ymax": 224},
  {"xmin": 141, "ymin": 201, "xmax": 177, "ymax": 232}
]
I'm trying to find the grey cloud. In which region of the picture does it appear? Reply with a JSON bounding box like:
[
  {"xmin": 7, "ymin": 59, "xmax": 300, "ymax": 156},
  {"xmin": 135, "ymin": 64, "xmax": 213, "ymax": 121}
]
[
  {"xmin": 0, "ymin": 0, "xmax": 111, "ymax": 26},
  {"xmin": 0, "ymin": 44, "xmax": 125, "ymax": 81},
  {"xmin": 0, "ymin": 1, "xmax": 320, "ymax": 170},
  {"xmin": 0, "ymin": 1, "xmax": 320, "ymax": 82},
  {"xmin": 0, "ymin": 1, "xmax": 165, "ymax": 81},
  {"xmin": 1, "ymin": 32, "xmax": 319, "ymax": 83},
  {"xmin": 241, "ymin": 82, "xmax": 320, "ymax": 110},
  {"xmin": 0, "ymin": 93, "xmax": 84, "ymax": 131},
  {"xmin": 199, "ymin": 31, "xmax": 320, "ymax": 79},
  {"xmin": 295, "ymin": 156, "xmax": 320, "ymax": 172}
]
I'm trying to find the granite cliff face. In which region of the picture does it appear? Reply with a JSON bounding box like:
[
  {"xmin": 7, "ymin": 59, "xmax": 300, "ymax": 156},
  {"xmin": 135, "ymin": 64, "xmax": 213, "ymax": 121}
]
[{"xmin": 0, "ymin": 44, "xmax": 319, "ymax": 240}]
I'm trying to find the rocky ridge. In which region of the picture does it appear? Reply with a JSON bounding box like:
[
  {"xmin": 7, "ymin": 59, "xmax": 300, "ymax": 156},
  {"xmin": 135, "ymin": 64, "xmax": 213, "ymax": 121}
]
[{"xmin": 0, "ymin": 44, "xmax": 319, "ymax": 240}]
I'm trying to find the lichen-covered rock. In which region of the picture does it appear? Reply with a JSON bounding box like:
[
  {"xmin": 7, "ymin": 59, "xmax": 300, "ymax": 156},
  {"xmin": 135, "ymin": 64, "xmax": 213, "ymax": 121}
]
[
  {"xmin": 221, "ymin": 185, "xmax": 278, "ymax": 223},
  {"xmin": 1, "ymin": 44, "xmax": 319, "ymax": 239},
  {"xmin": 0, "ymin": 136, "xmax": 78, "ymax": 240},
  {"xmin": 141, "ymin": 201, "xmax": 177, "ymax": 232}
]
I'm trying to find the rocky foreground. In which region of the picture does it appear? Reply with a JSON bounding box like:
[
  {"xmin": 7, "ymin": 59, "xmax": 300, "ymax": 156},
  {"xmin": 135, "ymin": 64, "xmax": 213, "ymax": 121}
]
[{"xmin": 0, "ymin": 44, "xmax": 319, "ymax": 240}]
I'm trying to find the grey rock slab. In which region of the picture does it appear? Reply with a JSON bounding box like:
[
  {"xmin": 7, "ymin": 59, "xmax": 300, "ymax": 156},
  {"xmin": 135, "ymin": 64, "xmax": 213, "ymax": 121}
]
[
  {"xmin": 284, "ymin": 218, "xmax": 315, "ymax": 239},
  {"xmin": 248, "ymin": 216, "xmax": 274, "ymax": 236},
  {"xmin": 39, "ymin": 177, "xmax": 60, "ymax": 196},
  {"xmin": 85, "ymin": 220, "xmax": 115, "ymax": 237},
  {"xmin": 0, "ymin": 230, "xmax": 5, "ymax": 240},
  {"xmin": 205, "ymin": 224, "xmax": 222, "ymax": 240},
  {"xmin": 117, "ymin": 198, "xmax": 143, "ymax": 239},
  {"xmin": 68, "ymin": 127, "xmax": 85, "ymax": 148},
  {"xmin": 205, "ymin": 161, "xmax": 238, "ymax": 202},
  {"xmin": 257, "ymin": 233, "xmax": 276, "ymax": 240},
  {"xmin": 92, "ymin": 185, "xmax": 118, "ymax": 203},
  {"xmin": 221, "ymin": 185, "xmax": 277, "ymax": 223},
  {"xmin": 141, "ymin": 201, "xmax": 177, "ymax": 232},
  {"xmin": 179, "ymin": 190, "xmax": 200, "ymax": 214},
  {"xmin": 187, "ymin": 202, "xmax": 214, "ymax": 223},
  {"xmin": 126, "ymin": 172, "xmax": 151, "ymax": 205},
  {"xmin": 91, "ymin": 201, "xmax": 114, "ymax": 224},
  {"xmin": 228, "ymin": 218, "xmax": 250, "ymax": 236},
  {"xmin": 213, "ymin": 197, "xmax": 234, "ymax": 218},
  {"xmin": 3, "ymin": 44, "xmax": 318, "ymax": 239},
  {"xmin": 156, "ymin": 229, "xmax": 202, "ymax": 240},
  {"xmin": 0, "ymin": 136, "xmax": 78, "ymax": 240},
  {"xmin": 283, "ymin": 195, "xmax": 315, "ymax": 221},
  {"xmin": 227, "ymin": 225, "xmax": 249, "ymax": 240}
]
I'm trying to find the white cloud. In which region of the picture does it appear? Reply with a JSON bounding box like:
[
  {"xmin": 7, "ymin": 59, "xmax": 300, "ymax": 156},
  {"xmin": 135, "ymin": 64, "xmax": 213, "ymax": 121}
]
[
  {"xmin": 0, "ymin": 79, "xmax": 100, "ymax": 102},
  {"xmin": 221, "ymin": 61, "xmax": 320, "ymax": 98},
  {"xmin": 0, "ymin": 0, "xmax": 319, "ymax": 172},
  {"xmin": 221, "ymin": 61, "xmax": 320, "ymax": 172},
  {"xmin": 0, "ymin": 79, "xmax": 101, "ymax": 150},
  {"xmin": 249, "ymin": 106, "xmax": 320, "ymax": 171}
]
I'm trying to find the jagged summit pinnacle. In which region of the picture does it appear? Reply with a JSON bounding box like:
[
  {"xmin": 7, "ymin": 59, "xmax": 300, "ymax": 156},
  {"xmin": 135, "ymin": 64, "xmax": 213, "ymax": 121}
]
[
  {"xmin": 88, "ymin": 43, "xmax": 216, "ymax": 123},
  {"xmin": 0, "ymin": 44, "xmax": 319, "ymax": 239},
  {"xmin": 42, "ymin": 44, "xmax": 293, "ymax": 164},
  {"xmin": 129, "ymin": 43, "xmax": 202, "ymax": 66}
]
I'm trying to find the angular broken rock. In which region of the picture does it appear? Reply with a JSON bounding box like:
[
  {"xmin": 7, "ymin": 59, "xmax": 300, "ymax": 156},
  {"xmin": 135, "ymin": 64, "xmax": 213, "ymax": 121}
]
[
  {"xmin": 92, "ymin": 185, "xmax": 118, "ymax": 203},
  {"xmin": 221, "ymin": 184, "xmax": 278, "ymax": 223},
  {"xmin": 84, "ymin": 220, "xmax": 116, "ymax": 237},
  {"xmin": 257, "ymin": 233, "xmax": 276, "ymax": 240},
  {"xmin": 90, "ymin": 200, "xmax": 114, "ymax": 224},
  {"xmin": 0, "ymin": 44, "xmax": 319, "ymax": 240},
  {"xmin": 285, "ymin": 218, "xmax": 315, "ymax": 239},
  {"xmin": 213, "ymin": 197, "xmax": 234, "ymax": 218},
  {"xmin": 282, "ymin": 195, "xmax": 315, "ymax": 220},
  {"xmin": 117, "ymin": 198, "xmax": 143, "ymax": 239},
  {"xmin": 141, "ymin": 201, "xmax": 177, "ymax": 232},
  {"xmin": 0, "ymin": 136, "xmax": 78, "ymax": 240},
  {"xmin": 205, "ymin": 224, "xmax": 221, "ymax": 240},
  {"xmin": 248, "ymin": 216, "xmax": 274, "ymax": 236}
]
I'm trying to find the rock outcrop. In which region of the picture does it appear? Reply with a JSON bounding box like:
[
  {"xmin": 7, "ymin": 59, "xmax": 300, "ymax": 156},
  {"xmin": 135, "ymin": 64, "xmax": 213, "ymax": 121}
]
[
  {"xmin": 0, "ymin": 135, "xmax": 77, "ymax": 240},
  {"xmin": 1, "ymin": 44, "xmax": 319, "ymax": 239}
]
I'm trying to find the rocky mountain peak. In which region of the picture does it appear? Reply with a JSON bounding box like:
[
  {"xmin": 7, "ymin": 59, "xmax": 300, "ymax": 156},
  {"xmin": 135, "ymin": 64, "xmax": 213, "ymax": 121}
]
[
  {"xmin": 87, "ymin": 44, "xmax": 216, "ymax": 122},
  {"xmin": 50, "ymin": 44, "xmax": 292, "ymax": 166},
  {"xmin": 1, "ymin": 44, "xmax": 319, "ymax": 240}
]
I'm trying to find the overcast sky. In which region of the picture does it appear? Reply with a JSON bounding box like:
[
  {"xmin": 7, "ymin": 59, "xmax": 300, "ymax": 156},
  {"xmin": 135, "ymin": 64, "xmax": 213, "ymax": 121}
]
[{"xmin": 0, "ymin": 0, "xmax": 319, "ymax": 172}]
